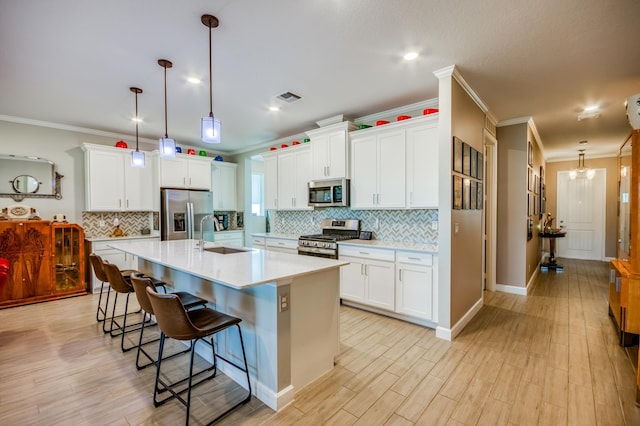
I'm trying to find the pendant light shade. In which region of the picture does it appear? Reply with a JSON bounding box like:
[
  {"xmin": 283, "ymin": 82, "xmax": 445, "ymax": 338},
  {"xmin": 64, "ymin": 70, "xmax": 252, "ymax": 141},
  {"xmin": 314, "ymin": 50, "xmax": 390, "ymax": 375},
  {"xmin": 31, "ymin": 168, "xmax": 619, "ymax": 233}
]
[
  {"xmin": 201, "ymin": 14, "xmax": 221, "ymax": 144},
  {"xmin": 130, "ymin": 87, "xmax": 145, "ymax": 168},
  {"xmin": 158, "ymin": 59, "xmax": 176, "ymax": 157}
]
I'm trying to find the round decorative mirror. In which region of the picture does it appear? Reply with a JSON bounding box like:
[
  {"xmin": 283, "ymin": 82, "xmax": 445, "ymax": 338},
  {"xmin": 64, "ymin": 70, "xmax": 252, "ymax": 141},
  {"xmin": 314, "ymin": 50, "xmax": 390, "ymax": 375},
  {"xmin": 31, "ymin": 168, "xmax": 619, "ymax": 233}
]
[{"xmin": 12, "ymin": 175, "xmax": 40, "ymax": 194}]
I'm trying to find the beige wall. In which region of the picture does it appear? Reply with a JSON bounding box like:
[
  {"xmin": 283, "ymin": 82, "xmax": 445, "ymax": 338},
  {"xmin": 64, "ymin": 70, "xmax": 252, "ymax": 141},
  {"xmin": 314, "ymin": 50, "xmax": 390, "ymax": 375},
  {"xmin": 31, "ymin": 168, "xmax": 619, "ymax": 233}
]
[
  {"xmin": 494, "ymin": 122, "xmax": 544, "ymax": 288},
  {"xmin": 449, "ymin": 79, "xmax": 485, "ymax": 325},
  {"xmin": 496, "ymin": 123, "xmax": 527, "ymax": 286},
  {"xmin": 545, "ymin": 156, "xmax": 618, "ymax": 258},
  {"xmin": 526, "ymin": 127, "xmax": 544, "ymax": 282}
]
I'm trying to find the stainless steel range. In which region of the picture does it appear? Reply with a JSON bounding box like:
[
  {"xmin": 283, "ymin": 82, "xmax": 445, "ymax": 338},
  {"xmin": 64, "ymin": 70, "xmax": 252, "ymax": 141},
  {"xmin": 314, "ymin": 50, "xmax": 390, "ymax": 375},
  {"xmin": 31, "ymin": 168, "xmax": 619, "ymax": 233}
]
[{"xmin": 298, "ymin": 219, "xmax": 360, "ymax": 259}]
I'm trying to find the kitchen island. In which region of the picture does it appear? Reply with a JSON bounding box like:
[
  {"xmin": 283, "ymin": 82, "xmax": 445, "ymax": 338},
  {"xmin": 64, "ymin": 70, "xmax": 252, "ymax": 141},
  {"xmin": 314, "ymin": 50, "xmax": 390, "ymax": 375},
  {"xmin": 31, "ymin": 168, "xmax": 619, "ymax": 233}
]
[{"xmin": 108, "ymin": 238, "xmax": 348, "ymax": 411}]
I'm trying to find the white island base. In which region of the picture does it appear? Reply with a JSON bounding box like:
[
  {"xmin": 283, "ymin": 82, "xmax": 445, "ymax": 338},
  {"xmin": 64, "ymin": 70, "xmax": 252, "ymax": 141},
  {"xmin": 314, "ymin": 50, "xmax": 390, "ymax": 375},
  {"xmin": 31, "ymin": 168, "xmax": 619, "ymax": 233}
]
[{"xmin": 136, "ymin": 257, "xmax": 340, "ymax": 411}]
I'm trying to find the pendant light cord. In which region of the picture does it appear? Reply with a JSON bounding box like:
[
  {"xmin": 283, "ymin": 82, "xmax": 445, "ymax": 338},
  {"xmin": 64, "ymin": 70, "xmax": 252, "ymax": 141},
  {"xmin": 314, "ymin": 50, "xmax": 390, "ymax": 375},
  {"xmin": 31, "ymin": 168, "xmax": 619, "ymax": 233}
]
[
  {"xmin": 208, "ymin": 19, "xmax": 214, "ymax": 117},
  {"xmin": 135, "ymin": 91, "xmax": 140, "ymax": 151},
  {"xmin": 163, "ymin": 65, "xmax": 169, "ymax": 138}
]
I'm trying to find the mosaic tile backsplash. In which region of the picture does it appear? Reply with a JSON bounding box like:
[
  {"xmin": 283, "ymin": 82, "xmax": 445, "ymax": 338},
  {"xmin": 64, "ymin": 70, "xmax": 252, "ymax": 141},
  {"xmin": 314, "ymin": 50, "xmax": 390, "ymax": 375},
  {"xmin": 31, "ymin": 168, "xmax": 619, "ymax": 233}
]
[
  {"xmin": 82, "ymin": 212, "xmax": 153, "ymax": 238},
  {"xmin": 268, "ymin": 208, "xmax": 438, "ymax": 244}
]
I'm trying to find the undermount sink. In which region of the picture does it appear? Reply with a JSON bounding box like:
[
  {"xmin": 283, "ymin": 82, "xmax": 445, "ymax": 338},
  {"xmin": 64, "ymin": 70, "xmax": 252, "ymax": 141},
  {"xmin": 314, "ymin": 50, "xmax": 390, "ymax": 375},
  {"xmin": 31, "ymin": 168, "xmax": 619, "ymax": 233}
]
[{"xmin": 203, "ymin": 246, "xmax": 250, "ymax": 255}]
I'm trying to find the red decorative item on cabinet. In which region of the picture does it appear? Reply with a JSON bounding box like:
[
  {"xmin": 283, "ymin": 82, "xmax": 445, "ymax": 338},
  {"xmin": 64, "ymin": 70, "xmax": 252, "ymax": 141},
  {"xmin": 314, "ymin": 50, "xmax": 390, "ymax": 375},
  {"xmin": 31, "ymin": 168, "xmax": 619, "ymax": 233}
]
[
  {"xmin": 0, "ymin": 258, "xmax": 8, "ymax": 290},
  {"xmin": 187, "ymin": 148, "xmax": 196, "ymax": 155},
  {"xmin": 115, "ymin": 140, "xmax": 128, "ymax": 148}
]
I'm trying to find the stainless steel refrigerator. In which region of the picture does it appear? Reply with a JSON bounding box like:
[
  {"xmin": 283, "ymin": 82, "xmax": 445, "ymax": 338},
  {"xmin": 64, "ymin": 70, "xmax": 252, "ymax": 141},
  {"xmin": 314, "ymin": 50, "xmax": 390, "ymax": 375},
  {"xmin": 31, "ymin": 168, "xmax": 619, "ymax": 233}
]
[{"xmin": 161, "ymin": 188, "xmax": 214, "ymax": 241}]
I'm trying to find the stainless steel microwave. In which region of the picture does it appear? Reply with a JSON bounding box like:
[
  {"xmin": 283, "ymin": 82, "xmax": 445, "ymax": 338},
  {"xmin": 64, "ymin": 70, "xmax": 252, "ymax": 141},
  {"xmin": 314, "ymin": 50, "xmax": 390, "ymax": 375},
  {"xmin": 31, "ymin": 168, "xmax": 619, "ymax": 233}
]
[{"xmin": 308, "ymin": 178, "xmax": 350, "ymax": 208}]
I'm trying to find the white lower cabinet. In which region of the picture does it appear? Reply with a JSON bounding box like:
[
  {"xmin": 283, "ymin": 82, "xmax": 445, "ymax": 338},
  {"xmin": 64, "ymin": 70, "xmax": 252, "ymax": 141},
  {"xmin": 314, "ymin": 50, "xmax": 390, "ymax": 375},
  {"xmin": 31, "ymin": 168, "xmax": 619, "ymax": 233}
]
[
  {"xmin": 213, "ymin": 230, "xmax": 244, "ymax": 247},
  {"xmin": 339, "ymin": 246, "xmax": 395, "ymax": 310},
  {"xmin": 87, "ymin": 237, "xmax": 160, "ymax": 293},
  {"xmin": 265, "ymin": 237, "xmax": 298, "ymax": 254},
  {"xmin": 395, "ymin": 251, "xmax": 436, "ymax": 321},
  {"xmin": 339, "ymin": 245, "xmax": 437, "ymax": 324},
  {"xmin": 250, "ymin": 235, "xmax": 266, "ymax": 248}
]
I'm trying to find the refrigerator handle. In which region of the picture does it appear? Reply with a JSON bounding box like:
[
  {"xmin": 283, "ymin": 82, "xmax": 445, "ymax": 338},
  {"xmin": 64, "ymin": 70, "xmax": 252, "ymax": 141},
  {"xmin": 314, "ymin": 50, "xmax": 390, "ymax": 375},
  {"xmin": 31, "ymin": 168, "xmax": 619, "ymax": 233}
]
[{"xmin": 187, "ymin": 202, "xmax": 194, "ymax": 239}]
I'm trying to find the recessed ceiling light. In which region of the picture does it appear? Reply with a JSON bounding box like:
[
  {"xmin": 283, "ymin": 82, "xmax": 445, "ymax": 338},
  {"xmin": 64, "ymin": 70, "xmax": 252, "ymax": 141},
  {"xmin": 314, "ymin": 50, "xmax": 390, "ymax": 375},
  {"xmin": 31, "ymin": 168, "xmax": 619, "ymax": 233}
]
[
  {"xmin": 403, "ymin": 51, "xmax": 418, "ymax": 61},
  {"xmin": 187, "ymin": 77, "xmax": 201, "ymax": 84},
  {"xmin": 584, "ymin": 104, "xmax": 599, "ymax": 112},
  {"xmin": 269, "ymin": 106, "xmax": 280, "ymax": 112},
  {"xmin": 579, "ymin": 140, "xmax": 588, "ymax": 145}
]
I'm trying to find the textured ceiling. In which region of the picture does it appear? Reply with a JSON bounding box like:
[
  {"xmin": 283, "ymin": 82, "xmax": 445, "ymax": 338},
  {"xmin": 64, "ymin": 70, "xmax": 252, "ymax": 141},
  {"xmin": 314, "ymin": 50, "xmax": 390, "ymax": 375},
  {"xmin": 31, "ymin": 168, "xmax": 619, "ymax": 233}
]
[{"xmin": 1, "ymin": 0, "xmax": 639, "ymax": 160}]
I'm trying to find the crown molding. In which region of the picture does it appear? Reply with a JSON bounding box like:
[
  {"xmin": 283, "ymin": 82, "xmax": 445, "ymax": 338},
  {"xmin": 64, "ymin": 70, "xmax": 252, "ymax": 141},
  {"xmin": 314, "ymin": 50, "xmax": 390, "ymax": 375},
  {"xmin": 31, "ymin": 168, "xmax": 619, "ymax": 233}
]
[
  {"xmin": 496, "ymin": 116, "xmax": 531, "ymax": 127},
  {"xmin": 0, "ymin": 114, "xmax": 158, "ymax": 144},
  {"xmin": 353, "ymin": 98, "xmax": 439, "ymax": 124}
]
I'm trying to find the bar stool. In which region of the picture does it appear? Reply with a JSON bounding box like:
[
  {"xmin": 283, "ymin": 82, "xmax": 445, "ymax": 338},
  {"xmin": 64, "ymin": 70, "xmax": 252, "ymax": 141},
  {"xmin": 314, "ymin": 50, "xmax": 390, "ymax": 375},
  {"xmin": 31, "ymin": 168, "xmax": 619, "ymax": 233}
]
[
  {"xmin": 89, "ymin": 253, "xmax": 138, "ymax": 327},
  {"xmin": 89, "ymin": 253, "xmax": 167, "ymax": 333},
  {"xmin": 146, "ymin": 286, "xmax": 252, "ymax": 425},
  {"xmin": 103, "ymin": 262, "xmax": 159, "ymax": 352},
  {"xmin": 130, "ymin": 275, "xmax": 208, "ymax": 370}
]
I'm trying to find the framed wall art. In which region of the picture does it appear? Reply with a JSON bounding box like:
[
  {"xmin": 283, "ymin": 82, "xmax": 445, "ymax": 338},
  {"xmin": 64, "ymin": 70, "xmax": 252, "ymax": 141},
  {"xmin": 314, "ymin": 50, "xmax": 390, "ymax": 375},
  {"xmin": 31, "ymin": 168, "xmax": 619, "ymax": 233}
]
[
  {"xmin": 453, "ymin": 137, "xmax": 463, "ymax": 173},
  {"xmin": 527, "ymin": 141, "xmax": 533, "ymax": 166},
  {"xmin": 462, "ymin": 142, "xmax": 471, "ymax": 176},
  {"xmin": 453, "ymin": 175, "xmax": 463, "ymax": 209}
]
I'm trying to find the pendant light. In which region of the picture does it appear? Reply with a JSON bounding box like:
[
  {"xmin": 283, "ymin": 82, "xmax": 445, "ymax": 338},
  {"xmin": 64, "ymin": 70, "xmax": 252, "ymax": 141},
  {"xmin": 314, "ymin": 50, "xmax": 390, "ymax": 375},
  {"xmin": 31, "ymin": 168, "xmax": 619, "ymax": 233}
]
[
  {"xmin": 201, "ymin": 14, "xmax": 221, "ymax": 144},
  {"xmin": 158, "ymin": 59, "xmax": 176, "ymax": 157},
  {"xmin": 130, "ymin": 87, "xmax": 145, "ymax": 168},
  {"xmin": 569, "ymin": 149, "xmax": 595, "ymax": 180}
]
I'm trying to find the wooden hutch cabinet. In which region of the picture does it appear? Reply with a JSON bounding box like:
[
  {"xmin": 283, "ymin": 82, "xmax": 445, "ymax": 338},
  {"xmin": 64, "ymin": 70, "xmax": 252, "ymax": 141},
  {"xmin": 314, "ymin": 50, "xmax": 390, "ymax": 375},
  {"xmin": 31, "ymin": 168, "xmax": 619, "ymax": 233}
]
[
  {"xmin": 52, "ymin": 223, "xmax": 85, "ymax": 296},
  {"xmin": 0, "ymin": 220, "xmax": 86, "ymax": 308}
]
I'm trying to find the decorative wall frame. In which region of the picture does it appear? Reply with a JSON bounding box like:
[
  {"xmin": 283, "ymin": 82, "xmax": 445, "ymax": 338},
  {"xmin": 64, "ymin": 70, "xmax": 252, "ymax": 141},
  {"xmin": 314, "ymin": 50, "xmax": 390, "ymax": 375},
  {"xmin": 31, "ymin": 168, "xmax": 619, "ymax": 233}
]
[{"xmin": 453, "ymin": 175, "xmax": 463, "ymax": 209}]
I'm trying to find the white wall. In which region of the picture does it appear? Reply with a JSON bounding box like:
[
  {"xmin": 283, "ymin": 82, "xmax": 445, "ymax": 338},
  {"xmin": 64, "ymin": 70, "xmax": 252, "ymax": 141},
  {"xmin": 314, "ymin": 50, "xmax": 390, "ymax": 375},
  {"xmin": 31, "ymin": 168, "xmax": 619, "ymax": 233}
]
[{"xmin": 0, "ymin": 120, "xmax": 156, "ymax": 223}]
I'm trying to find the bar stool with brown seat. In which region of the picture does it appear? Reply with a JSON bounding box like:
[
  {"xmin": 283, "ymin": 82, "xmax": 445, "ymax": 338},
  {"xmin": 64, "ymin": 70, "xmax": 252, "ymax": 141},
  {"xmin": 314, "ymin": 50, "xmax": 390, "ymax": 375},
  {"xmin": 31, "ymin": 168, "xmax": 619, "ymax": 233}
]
[
  {"xmin": 89, "ymin": 253, "xmax": 138, "ymax": 328},
  {"xmin": 130, "ymin": 275, "xmax": 209, "ymax": 370},
  {"xmin": 89, "ymin": 253, "xmax": 168, "ymax": 333},
  {"xmin": 146, "ymin": 286, "xmax": 252, "ymax": 425},
  {"xmin": 103, "ymin": 262, "xmax": 161, "ymax": 352}
]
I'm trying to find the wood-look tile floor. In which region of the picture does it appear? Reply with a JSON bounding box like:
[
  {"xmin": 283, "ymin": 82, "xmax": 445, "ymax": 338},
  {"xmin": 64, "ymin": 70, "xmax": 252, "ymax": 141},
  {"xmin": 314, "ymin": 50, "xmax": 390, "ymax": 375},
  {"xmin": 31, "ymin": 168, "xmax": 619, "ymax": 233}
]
[{"xmin": 1, "ymin": 259, "xmax": 639, "ymax": 425}]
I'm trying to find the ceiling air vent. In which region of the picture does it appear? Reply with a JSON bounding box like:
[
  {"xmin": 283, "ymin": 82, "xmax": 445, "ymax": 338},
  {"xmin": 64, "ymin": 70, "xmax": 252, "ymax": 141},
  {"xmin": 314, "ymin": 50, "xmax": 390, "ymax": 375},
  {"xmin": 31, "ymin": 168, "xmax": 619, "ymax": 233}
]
[{"xmin": 276, "ymin": 91, "xmax": 303, "ymax": 104}]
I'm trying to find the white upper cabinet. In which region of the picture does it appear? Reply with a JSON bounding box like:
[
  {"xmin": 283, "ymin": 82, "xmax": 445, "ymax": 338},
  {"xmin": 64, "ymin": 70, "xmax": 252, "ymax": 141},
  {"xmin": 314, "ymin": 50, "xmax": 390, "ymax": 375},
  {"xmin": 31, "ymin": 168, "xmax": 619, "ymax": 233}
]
[
  {"xmin": 211, "ymin": 161, "xmax": 237, "ymax": 211},
  {"xmin": 350, "ymin": 115, "xmax": 439, "ymax": 210},
  {"xmin": 277, "ymin": 145, "xmax": 312, "ymax": 210},
  {"xmin": 159, "ymin": 155, "xmax": 212, "ymax": 190},
  {"xmin": 307, "ymin": 121, "xmax": 356, "ymax": 180},
  {"xmin": 262, "ymin": 144, "xmax": 312, "ymax": 211},
  {"xmin": 406, "ymin": 119, "xmax": 439, "ymax": 208},
  {"xmin": 350, "ymin": 129, "xmax": 406, "ymax": 209},
  {"xmin": 82, "ymin": 143, "xmax": 157, "ymax": 212},
  {"xmin": 263, "ymin": 152, "xmax": 278, "ymax": 210}
]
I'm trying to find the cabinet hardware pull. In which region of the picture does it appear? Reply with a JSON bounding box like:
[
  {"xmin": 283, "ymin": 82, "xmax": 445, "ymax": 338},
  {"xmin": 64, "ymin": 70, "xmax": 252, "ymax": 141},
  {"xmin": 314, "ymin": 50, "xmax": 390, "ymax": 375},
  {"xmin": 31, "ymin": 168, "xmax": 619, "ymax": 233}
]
[
  {"xmin": 372, "ymin": 194, "xmax": 375, "ymax": 204},
  {"xmin": 126, "ymin": 200, "xmax": 129, "ymax": 208},
  {"xmin": 609, "ymin": 269, "xmax": 616, "ymax": 283},
  {"xmin": 408, "ymin": 257, "xmax": 421, "ymax": 261},
  {"xmin": 399, "ymin": 269, "xmax": 402, "ymax": 281},
  {"xmin": 615, "ymin": 277, "xmax": 621, "ymax": 292},
  {"xmin": 359, "ymin": 251, "xmax": 369, "ymax": 255},
  {"xmin": 361, "ymin": 264, "xmax": 364, "ymax": 275},
  {"xmin": 119, "ymin": 199, "xmax": 122, "ymax": 208}
]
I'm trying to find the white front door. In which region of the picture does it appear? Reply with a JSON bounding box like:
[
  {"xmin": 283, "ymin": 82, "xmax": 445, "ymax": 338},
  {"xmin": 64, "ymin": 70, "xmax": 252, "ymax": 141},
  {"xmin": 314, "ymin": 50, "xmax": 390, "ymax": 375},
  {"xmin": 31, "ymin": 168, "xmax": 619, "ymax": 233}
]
[{"xmin": 556, "ymin": 169, "xmax": 606, "ymax": 260}]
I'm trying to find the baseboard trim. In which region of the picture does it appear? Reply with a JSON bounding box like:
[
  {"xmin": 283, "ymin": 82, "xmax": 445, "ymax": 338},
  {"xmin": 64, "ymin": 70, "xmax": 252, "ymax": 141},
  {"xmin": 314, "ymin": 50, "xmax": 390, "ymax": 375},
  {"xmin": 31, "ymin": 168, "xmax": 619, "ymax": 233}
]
[
  {"xmin": 495, "ymin": 283, "xmax": 528, "ymax": 295},
  {"xmin": 436, "ymin": 298, "xmax": 483, "ymax": 341}
]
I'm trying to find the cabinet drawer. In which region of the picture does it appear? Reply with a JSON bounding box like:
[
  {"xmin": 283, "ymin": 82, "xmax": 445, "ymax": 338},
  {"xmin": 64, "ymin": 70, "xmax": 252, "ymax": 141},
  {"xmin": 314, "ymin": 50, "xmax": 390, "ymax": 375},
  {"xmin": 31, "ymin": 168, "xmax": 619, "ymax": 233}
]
[
  {"xmin": 339, "ymin": 245, "xmax": 395, "ymax": 262},
  {"xmin": 266, "ymin": 238, "xmax": 298, "ymax": 250},
  {"xmin": 251, "ymin": 236, "xmax": 266, "ymax": 246},
  {"xmin": 214, "ymin": 232, "xmax": 244, "ymax": 242},
  {"xmin": 396, "ymin": 251, "xmax": 433, "ymax": 266}
]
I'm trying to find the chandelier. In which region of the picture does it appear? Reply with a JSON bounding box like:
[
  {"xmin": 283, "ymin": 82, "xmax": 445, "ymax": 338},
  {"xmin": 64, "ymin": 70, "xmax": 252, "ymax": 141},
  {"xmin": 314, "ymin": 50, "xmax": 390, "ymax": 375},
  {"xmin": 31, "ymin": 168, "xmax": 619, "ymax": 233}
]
[{"xmin": 569, "ymin": 149, "xmax": 595, "ymax": 180}]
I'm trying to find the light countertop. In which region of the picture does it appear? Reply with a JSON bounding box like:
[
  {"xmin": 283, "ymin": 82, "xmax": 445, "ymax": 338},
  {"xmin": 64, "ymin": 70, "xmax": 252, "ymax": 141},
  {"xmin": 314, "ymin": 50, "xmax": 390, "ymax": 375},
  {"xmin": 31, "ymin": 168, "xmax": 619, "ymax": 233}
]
[
  {"xmin": 338, "ymin": 239, "xmax": 438, "ymax": 253},
  {"xmin": 85, "ymin": 234, "xmax": 160, "ymax": 242},
  {"xmin": 251, "ymin": 232, "xmax": 300, "ymax": 240},
  {"xmin": 108, "ymin": 238, "xmax": 348, "ymax": 290},
  {"xmin": 250, "ymin": 232, "xmax": 438, "ymax": 253}
]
